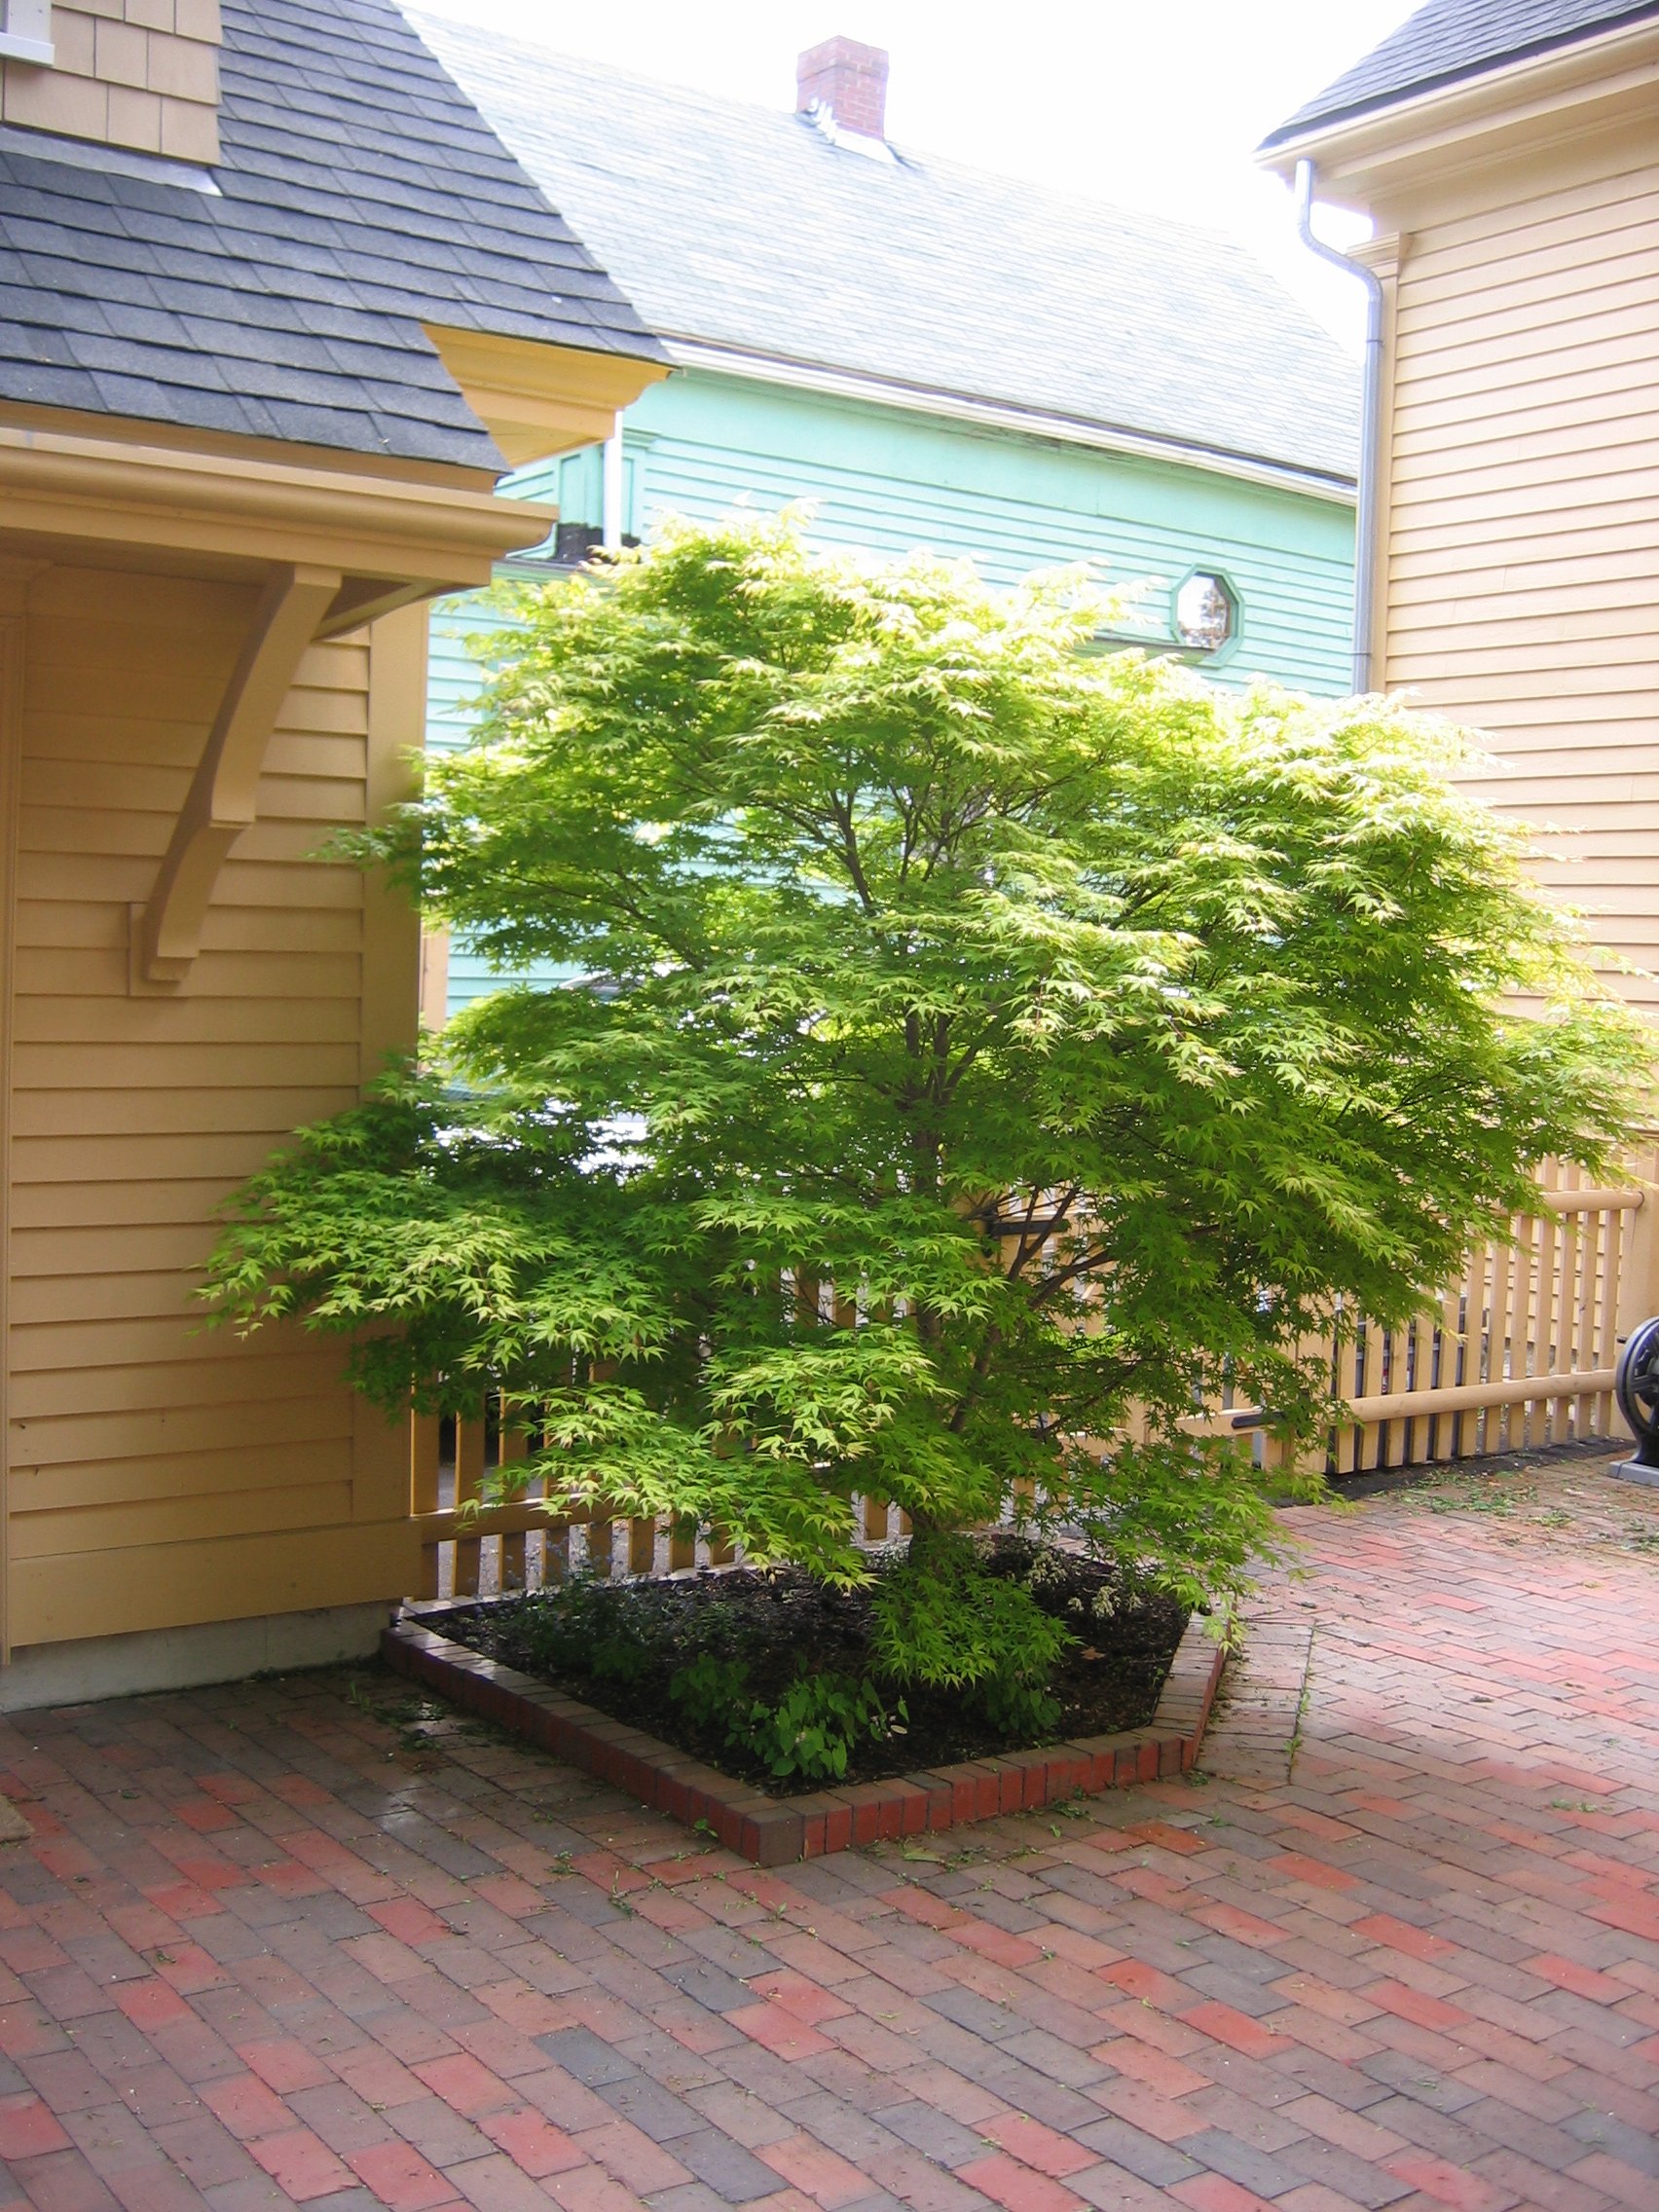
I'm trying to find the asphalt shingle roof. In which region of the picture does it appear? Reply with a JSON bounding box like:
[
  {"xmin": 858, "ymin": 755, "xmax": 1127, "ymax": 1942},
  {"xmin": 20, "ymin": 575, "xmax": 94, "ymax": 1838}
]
[
  {"xmin": 0, "ymin": 0, "xmax": 662, "ymax": 469},
  {"xmin": 410, "ymin": 12, "xmax": 1359, "ymax": 486},
  {"xmin": 1265, "ymin": 0, "xmax": 1659, "ymax": 146}
]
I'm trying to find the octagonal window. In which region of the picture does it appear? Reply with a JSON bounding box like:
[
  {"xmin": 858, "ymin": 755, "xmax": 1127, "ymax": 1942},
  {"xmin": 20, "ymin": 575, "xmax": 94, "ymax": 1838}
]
[{"xmin": 1173, "ymin": 571, "xmax": 1237, "ymax": 653}]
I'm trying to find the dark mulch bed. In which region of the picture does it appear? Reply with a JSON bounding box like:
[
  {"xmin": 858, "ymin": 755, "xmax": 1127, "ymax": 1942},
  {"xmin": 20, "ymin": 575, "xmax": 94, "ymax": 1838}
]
[{"xmin": 436, "ymin": 1538, "xmax": 1188, "ymax": 1794}]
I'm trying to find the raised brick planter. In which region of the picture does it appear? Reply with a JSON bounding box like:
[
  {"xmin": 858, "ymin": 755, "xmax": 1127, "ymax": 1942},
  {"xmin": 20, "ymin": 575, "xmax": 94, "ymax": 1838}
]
[{"xmin": 381, "ymin": 1604, "xmax": 1229, "ymax": 1867}]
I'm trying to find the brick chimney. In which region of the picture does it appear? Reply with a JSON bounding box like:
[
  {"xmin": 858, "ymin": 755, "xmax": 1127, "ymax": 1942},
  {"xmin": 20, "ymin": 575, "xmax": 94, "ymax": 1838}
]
[{"xmin": 795, "ymin": 34, "xmax": 888, "ymax": 142}]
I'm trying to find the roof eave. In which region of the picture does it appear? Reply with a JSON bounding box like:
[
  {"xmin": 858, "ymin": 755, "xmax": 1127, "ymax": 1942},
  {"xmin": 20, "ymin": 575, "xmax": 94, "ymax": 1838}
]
[
  {"xmin": 1259, "ymin": 10, "xmax": 1659, "ymax": 207},
  {"xmin": 662, "ymin": 339, "xmax": 1358, "ymax": 504}
]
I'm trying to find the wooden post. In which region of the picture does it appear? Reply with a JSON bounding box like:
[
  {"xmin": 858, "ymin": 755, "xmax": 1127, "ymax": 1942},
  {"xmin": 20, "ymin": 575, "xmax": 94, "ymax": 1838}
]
[
  {"xmin": 453, "ymin": 1417, "xmax": 483, "ymax": 1599},
  {"xmin": 586, "ymin": 1514, "xmax": 614, "ymax": 1577},
  {"xmin": 411, "ymin": 1412, "xmax": 441, "ymax": 1601},
  {"xmin": 1613, "ymin": 1136, "xmax": 1659, "ymax": 1441},
  {"xmin": 498, "ymin": 1425, "xmax": 529, "ymax": 1593}
]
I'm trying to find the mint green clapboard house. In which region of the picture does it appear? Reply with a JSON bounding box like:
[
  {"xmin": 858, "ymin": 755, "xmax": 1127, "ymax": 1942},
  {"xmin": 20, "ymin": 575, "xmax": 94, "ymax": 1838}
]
[{"xmin": 408, "ymin": 18, "xmax": 1360, "ymax": 1015}]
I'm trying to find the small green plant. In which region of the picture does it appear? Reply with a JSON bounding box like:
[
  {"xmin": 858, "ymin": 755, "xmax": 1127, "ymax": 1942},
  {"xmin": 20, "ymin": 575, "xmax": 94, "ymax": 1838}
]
[
  {"xmin": 735, "ymin": 1671, "xmax": 905, "ymax": 1784},
  {"xmin": 514, "ymin": 1573, "xmax": 657, "ymax": 1686},
  {"xmin": 670, "ymin": 1651, "xmax": 753, "ymax": 1733},
  {"xmin": 668, "ymin": 1642, "xmax": 904, "ymax": 1783}
]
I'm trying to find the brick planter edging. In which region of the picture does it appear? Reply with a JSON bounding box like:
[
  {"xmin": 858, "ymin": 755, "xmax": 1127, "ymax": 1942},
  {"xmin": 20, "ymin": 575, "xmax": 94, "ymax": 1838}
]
[{"xmin": 381, "ymin": 1607, "xmax": 1229, "ymax": 1867}]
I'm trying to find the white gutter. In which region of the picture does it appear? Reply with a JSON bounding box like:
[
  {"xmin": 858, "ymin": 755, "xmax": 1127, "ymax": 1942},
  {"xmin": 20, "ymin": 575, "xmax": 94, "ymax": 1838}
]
[
  {"xmin": 1294, "ymin": 159, "xmax": 1383, "ymax": 691},
  {"xmin": 662, "ymin": 338, "xmax": 1358, "ymax": 507}
]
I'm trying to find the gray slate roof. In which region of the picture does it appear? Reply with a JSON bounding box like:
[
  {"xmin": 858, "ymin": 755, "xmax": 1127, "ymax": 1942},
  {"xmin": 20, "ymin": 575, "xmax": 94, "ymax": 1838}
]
[
  {"xmin": 1266, "ymin": 0, "xmax": 1659, "ymax": 146},
  {"xmin": 0, "ymin": 0, "xmax": 662, "ymax": 469},
  {"xmin": 410, "ymin": 12, "xmax": 1359, "ymax": 486}
]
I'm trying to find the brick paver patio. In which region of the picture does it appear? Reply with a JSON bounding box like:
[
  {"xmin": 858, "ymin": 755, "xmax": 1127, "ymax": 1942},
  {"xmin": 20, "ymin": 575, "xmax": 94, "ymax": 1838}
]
[{"xmin": 2, "ymin": 1453, "xmax": 1657, "ymax": 2212}]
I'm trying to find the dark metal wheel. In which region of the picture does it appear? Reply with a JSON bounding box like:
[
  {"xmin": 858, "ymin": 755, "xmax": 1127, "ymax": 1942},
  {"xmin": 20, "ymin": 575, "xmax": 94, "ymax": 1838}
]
[{"xmin": 1615, "ymin": 1315, "xmax": 1659, "ymax": 1459}]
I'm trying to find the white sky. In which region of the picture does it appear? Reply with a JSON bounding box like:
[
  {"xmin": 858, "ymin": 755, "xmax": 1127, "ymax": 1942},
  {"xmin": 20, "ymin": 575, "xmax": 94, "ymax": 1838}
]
[{"xmin": 414, "ymin": 0, "xmax": 1418, "ymax": 351}]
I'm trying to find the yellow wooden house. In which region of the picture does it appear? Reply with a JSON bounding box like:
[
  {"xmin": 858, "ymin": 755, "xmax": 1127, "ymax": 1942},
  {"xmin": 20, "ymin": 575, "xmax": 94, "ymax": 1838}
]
[
  {"xmin": 0, "ymin": 0, "xmax": 665, "ymax": 1706},
  {"xmin": 1262, "ymin": 0, "xmax": 1659, "ymax": 1025}
]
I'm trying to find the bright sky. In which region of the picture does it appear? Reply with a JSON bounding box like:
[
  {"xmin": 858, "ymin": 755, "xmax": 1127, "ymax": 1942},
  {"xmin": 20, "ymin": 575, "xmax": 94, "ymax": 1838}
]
[{"xmin": 414, "ymin": 0, "xmax": 1418, "ymax": 350}]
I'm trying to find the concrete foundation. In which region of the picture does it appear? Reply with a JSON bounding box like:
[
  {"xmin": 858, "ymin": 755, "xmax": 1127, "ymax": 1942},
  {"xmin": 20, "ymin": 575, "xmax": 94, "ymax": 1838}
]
[{"xmin": 0, "ymin": 1602, "xmax": 393, "ymax": 1713}]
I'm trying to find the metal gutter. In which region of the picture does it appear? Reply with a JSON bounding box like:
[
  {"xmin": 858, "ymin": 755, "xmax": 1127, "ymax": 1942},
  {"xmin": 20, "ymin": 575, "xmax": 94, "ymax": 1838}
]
[
  {"xmin": 1293, "ymin": 161, "xmax": 1382, "ymax": 692},
  {"xmin": 661, "ymin": 339, "xmax": 1358, "ymax": 507}
]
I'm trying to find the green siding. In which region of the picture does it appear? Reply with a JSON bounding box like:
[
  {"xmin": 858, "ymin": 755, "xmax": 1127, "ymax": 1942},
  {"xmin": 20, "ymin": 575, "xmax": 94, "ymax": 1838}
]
[{"xmin": 431, "ymin": 367, "xmax": 1355, "ymax": 1015}]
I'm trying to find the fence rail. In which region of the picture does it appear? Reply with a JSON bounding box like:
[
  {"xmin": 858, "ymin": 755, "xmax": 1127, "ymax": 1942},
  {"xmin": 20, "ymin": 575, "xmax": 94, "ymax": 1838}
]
[{"xmin": 409, "ymin": 1146, "xmax": 1659, "ymax": 1602}]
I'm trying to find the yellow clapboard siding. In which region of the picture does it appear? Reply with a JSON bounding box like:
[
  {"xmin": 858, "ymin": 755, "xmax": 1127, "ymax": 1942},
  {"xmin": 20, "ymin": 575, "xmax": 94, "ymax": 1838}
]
[
  {"xmin": 275, "ymin": 685, "xmax": 370, "ymax": 738},
  {"xmin": 10, "ymin": 1309, "xmax": 312, "ymax": 1362},
  {"xmin": 14, "ymin": 902, "xmax": 360, "ymax": 955},
  {"xmin": 21, "ymin": 716, "xmax": 205, "ymax": 771},
  {"xmin": 1388, "ymin": 472, "xmax": 1659, "ymax": 540},
  {"xmin": 12, "ymin": 1391, "xmax": 351, "ymax": 1471},
  {"xmin": 1393, "ymin": 328, "xmax": 1659, "ymax": 412},
  {"xmin": 1387, "ymin": 597, "xmax": 1659, "ymax": 647},
  {"xmin": 10, "ymin": 1042, "xmax": 360, "ymax": 1090},
  {"xmin": 9, "ymin": 1436, "xmax": 355, "ymax": 1514},
  {"xmin": 5, "ymin": 571, "xmax": 423, "ymax": 1649},
  {"xmin": 1389, "ymin": 498, "xmax": 1659, "ymax": 562},
  {"xmin": 1393, "ymin": 362, "xmax": 1659, "ymax": 449},
  {"xmin": 12, "ymin": 997, "xmax": 364, "ymax": 1045},
  {"xmin": 1399, "ymin": 688, "xmax": 1658, "ymax": 731},
  {"xmin": 26, "ymin": 566, "xmax": 253, "ymax": 623},
  {"xmin": 9, "ymin": 1087, "xmax": 359, "ymax": 1138},
  {"xmin": 1397, "ymin": 246, "xmax": 1659, "ymax": 340},
  {"xmin": 253, "ymin": 776, "xmax": 370, "ymax": 826},
  {"xmin": 11, "ymin": 948, "xmax": 361, "ymax": 999},
  {"xmin": 21, "ymin": 760, "xmax": 363, "ymax": 830},
  {"xmin": 1517, "ymin": 877, "xmax": 1659, "ymax": 913},
  {"xmin": 1390, "ymin": 557, "xmax": 1659, "ymax": 613},
  {"xmin": 10, "ymin": 1521, "xmax": 418, "ymax": 1647},
  {"xmin": 1389, "ymin": 428, "xmax": 1659, "ymax": 498},
  {"xmin": 12, "ymin": 1482, "xmax": 355, "ymax": 1560},
  {"xmin": 15, "ymin": 854, "xmax": 362, "ymax": 907},
  {"xmin": 11, "ymin": 1131, "xmax": 326, "ymax": 1182},
  {"xmin": 11, "ymin": 1267, "xmax": 212, "ymax": 1325},
  {"xmin": 7, "ymin": 1346, "xmax": 348, "ymax": 1423},
  {"xmin": 18, "ymin": 801, "xmax": 359, "ymax": 866},
  {"xmin": 8, "ymin": 1179, "xmax": 234, "ymax": 1231},
  {"xmin": 12, "ymin": 1223, "xmax": 218, "ymax": 1274},
  {"xmin": 1393, "ymin": 291, "xmax": 1659, "ymax": 376},
  {"xmin": 1385, "ymin": 661, "xmax": 1659, "ymax": 709},
  {"xmin": 266, "ymin": 732, "xmax": 368, "ymax": 778},
  {"xmin": 1463, "ymin": 740, "xmax": 1659, "ymax": 777},
  {"xmin": 23, "ymin": 661, "xmax": 228, "ymax": 724},
  {"xmin": 1527, "ymin": 852, "xmax": 1659, "ymax": 881},
  {"xmin": 1386, "ymin": 634, "xmax": 1659, "ymax": 682},
  {"xmin": 1401, "ymin": 165, "xmax": 1659, "ymax": 257}
]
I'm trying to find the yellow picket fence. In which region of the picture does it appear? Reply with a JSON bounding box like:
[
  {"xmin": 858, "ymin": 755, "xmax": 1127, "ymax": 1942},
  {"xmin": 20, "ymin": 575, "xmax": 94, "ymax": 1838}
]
[{"xmin": 409, "ymin": 1147, "xmax": 1659, "ymax": 1601}]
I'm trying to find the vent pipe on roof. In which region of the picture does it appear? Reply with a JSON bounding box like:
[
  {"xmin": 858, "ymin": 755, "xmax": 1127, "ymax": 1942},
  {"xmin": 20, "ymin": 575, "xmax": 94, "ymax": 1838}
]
[
  {"xmin": 1294, "ymin": 159, "xmax": 1382, "ymax": 695},
  {"xmin": 796, "ymin": 35, "xmax": 889, "ymax": 140}
]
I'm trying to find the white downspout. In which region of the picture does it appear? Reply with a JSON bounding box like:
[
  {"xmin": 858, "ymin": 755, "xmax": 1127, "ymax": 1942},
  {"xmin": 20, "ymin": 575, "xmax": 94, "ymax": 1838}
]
[
  {"xmin": 1294, "ymin": 158, "xmax": 1383, "ymax": 695},
  {"xmin": 601, "ymin": 431, "xmax": 624, "ymax": 553}
]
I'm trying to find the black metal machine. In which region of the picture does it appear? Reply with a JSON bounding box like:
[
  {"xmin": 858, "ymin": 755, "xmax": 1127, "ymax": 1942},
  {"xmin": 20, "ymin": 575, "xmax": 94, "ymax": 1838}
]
[{"xmin": 1610, "ymin": 1316, "xmax": 1659, "ymax": 1486}]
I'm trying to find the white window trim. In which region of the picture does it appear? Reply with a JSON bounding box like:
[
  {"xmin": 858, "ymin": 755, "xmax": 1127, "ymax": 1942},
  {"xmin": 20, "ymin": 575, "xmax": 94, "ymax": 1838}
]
[{"xmin": 0, "ymin": 1, "xmax": 55, "ymax": 67}]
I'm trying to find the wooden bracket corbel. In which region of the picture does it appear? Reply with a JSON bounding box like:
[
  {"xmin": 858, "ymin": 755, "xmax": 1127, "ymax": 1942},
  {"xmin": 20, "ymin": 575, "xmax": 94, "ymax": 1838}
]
[{"xmin": 131, "ymin": 562, "xmax": 342, "ymax": 989}]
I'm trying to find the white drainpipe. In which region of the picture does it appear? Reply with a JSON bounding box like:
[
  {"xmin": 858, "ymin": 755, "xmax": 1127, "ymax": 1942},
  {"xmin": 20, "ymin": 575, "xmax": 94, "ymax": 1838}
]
[
  {"xmin": 1294, "ymin": 158, "xmax": 1383, "ymax": 695},
  {"xmin": 602, "ymin": 431, "xmax": 624, "ymax": 553}
]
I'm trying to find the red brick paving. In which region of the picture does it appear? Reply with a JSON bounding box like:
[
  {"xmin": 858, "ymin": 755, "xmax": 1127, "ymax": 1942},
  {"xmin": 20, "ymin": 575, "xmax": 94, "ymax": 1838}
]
[{"xmin": 0, "ymin": 1454, "xmax": 1657, "ymax": 2212}]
